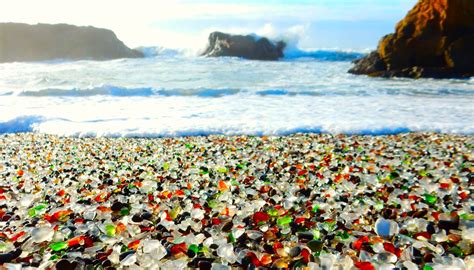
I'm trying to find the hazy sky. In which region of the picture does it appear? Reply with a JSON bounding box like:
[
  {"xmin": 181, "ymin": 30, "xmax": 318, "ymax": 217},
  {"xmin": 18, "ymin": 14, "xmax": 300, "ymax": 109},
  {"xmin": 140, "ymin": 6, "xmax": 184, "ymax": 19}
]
[{"xmin": 1, "ymin": 0, "xmax": 417, "ymax": 50}]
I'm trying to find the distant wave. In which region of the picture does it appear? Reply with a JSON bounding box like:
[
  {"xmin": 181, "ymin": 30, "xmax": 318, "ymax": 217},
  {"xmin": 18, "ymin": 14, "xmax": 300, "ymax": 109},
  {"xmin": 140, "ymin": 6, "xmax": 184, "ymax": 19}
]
[
  {"xmin": 136, "ymin": 46, "xmax": 182, "ymax": 58},
  {"xmin": 136, "ymin": 46, "xmax": 197, "ymax": 58},
  {"xmin": 11, "ymin": 85, "xmax": 474, "ymax": 98},
  {"xmin": 283, "ymin": 49, "xmax": 365, "ymax": 61},
  {"xmin": 19, "ymin": 87, "xmax": 155, "ymax": 97},
  {"xmin": 135, "ymin": 45, "xmax": 365, "ymax": 62}
]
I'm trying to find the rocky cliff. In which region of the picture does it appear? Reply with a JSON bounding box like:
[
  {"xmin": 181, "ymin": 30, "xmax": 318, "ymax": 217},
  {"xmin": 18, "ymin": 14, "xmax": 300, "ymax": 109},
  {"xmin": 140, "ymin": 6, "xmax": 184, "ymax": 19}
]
[
  {"xmin": 201, "ymin": 32, "xmax": 286, "ymax": 61},
  {"xmin": 349, "ymin": 0, "xmax": 474, "ymax": 79},
  {"xmin": 0, "ymin": 23, "xmax": 143, "ymax": 62}
]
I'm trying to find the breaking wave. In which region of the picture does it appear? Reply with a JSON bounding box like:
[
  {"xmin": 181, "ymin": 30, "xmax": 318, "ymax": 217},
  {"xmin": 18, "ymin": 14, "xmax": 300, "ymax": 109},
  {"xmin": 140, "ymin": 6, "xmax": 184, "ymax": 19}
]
[
  {"xmin": 136, "ymin": 45, "xmax": 365, "ymax": 62},
  {"xmin": 11, "ymin": 85, "xmax": 474, "ymax": 98},
  {"xmin": 283, "ymin": 49, "xmax": 364, "ymax": 61}
]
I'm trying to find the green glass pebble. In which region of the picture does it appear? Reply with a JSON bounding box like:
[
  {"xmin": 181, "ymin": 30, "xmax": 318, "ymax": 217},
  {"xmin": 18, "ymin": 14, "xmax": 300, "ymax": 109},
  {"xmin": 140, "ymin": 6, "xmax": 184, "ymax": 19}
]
[
  {"xmin": 188, "ymin": 244, "xmax": 199, "ymax": 254},
  {"xmin": 424, "ymin": 194, "xmax": 437, "ymax": 205},
  {"xmin": 28, "ymin": 209, "xmax": 37, "ymax": 217},
  {"xmin": 120, "ymin": 208, "xmax": 130, "ymax": 215},
  {"xmin": 322, "ymin": 221, "xmax": 336, "ymax": 232},
  {"xmin": 50, "ymin": 241, "xmax": 68, "ymax": 251},
  {"xmin": 228, "ymin": 232, "xmax": 236, "ymax": 243},
  {"xmin": 35, "ymin": 204, "xmax": 46, "ymax": 211},
  {"xmin": 375, "ymin": 202, "xmax": 384, "ymax": 210},
  {"xmin": 312, "ymin": 230, "xmax": 321, "ymax": 240},
  {"xmin": 236, "ymin": 164, "xmax": 246, "ymax": 169},
  {"xmin": 208, "ymin": 200, "xmax": 217, "ymax": 209},
  {"xmin": 449, "ymin": 246, "xmax": 464, "ymax": 257},
  {"xmin": 49, "ymin": 254, "xmax": 60, "ymax": 261},
  {"xmin": 307, "ymin": 240, "xmax": 324, "ymax": 252},
  {"xmin": 268, "ymin": 209, "xmax": 279, "ymax": 217},
  {"xmin": 423, "ymin": 266, "xmax": 433, "ymax": 270},
  {"xmin": 337, "ymin": 230, "xmax": 350, "ymax": 240},
  {"xmin": 277, "ymin": 216, "xmax": 292, "ymax": 226},
  {"xmin": 217, "ymin": 167, "xmax": 228, "ymax": 173},
  {"xmin": 312, "ymin": 205, "xmax": 320, "ymax": 212},
  {"xmin": 460, "ymin": 213, "xmax": 474, "ymax": 220},
  {"xmin": 387, "ymin": 171, "xmax": 399, "ymax": 180},
  {"xmin": 105, "ymin": 224, "xmax": 116, "ymax": 237}
]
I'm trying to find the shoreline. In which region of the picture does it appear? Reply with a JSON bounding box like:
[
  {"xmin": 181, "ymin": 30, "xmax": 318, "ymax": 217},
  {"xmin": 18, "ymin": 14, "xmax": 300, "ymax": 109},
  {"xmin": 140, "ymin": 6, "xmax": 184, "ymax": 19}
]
[
  {"xmin": 0, "ymin": 133, "xmax": 472, "ymax": 269},
  {"xmin": 1, "ymin": 131, "xmax": 473, "ymax": 139}
]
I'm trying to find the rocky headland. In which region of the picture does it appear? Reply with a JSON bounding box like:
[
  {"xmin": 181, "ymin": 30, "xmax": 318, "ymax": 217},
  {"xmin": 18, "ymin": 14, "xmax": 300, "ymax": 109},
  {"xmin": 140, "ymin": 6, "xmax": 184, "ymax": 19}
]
[
  {"xmin": 0, "ymin": 23, "xmax": 143, "ymax": 62},
  {"xmin": 349, "ymin": 0, "xmax": 474, "ymax": 79}
]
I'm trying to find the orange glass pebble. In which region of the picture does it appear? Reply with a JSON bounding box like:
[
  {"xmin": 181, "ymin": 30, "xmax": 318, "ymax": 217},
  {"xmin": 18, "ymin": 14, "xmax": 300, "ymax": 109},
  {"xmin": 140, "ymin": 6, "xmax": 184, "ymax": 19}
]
[
  {"xmin": 94, "ymin": 192, "xmax": 109, "ymax": 202},
  {"xmin": 10, "ymin": 231, "xmax": 25, "ymax": 242},
  {"xmin": 260, "ymin": 253, "xmax": 272, "ymax": 265},
  {"xmin": 97, "ymin": 206, "xmax": 112, "ymax": 213},
  {"xmin": 128, "ymin": 239, "xmax": 141, "ymax": 250},
  {"xmin": 68, "ymin": 236, "xmax": 84, "ymax": 247},
  {"xmin": 116, "ymin": 222, "xmax": 127, "ymax": 234},
  {"xmin": 218, "ymin": 180, "xmax": 228, "ymax": 191}
]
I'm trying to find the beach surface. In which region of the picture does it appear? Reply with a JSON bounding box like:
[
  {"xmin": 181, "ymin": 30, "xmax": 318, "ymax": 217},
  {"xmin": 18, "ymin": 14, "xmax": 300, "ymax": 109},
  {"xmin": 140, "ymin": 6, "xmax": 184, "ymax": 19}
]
[{"xmin": 0, "ymin": 133, "xmax": 473, "ymax": 269}]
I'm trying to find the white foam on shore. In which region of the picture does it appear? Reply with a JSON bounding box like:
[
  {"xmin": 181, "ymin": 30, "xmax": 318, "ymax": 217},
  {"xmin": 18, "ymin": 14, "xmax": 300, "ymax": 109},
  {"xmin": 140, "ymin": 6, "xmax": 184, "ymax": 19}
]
[
  {"xmin": 0, "ymin": 56, "xmax": 472, "ymax": 137},
  {"xmin": 1, "ymin": 94, "xmax": 472, "ymax": 137}
]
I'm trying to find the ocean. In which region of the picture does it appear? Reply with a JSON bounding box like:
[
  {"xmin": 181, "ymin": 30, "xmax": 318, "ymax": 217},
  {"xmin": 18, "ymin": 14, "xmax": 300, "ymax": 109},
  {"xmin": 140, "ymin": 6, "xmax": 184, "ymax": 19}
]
[{"xmin": 0, "ymin": 48, "xmax": 473, "ymax": 137}]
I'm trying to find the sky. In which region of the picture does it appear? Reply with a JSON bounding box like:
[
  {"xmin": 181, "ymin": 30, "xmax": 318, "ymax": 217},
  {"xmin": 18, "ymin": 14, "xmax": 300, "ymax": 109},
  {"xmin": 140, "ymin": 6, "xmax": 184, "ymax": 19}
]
[{"xmin": 0, "ymin": 0, "xmax": 417, "ymax": 50}]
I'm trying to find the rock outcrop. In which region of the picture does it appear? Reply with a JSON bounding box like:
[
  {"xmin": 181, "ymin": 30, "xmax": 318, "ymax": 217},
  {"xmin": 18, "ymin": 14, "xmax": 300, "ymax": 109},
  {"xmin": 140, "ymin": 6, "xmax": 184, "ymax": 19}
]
[
  {"xmin": 201, "ymin": 32, "xmax": 286, "ymax": 61},
  {"xmin": 0, "ymin": 23, "xmax": 143, "ymax": 62},
  {"xmin": 349, "ymin": 0, "xmax": 474, "ymax": 79}
]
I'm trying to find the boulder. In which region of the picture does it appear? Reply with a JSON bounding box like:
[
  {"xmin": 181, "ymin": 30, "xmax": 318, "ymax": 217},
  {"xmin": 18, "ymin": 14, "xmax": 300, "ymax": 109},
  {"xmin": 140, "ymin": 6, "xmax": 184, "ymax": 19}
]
[
  {"xmin": 349, "ymin": 0, "xmax": 474, "ymax": 79},
  {"xmin": 0, "ymin": 23, "xmax": 143, "ymax": 62},
  {"xmin": 201, "ymin": 31, "xmax": 286, "ymax": 61}
]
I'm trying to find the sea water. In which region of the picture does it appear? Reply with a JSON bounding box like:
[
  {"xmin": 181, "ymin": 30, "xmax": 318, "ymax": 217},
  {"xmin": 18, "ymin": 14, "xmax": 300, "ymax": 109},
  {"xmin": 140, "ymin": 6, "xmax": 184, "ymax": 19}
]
[{"xmin": 0, "ymin": 50, "xmax": 473, "ymax": 137}]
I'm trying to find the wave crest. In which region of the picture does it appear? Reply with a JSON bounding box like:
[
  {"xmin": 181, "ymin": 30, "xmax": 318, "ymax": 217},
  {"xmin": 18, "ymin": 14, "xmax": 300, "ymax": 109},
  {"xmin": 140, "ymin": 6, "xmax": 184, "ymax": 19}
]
[
  {"xmin": 0, "ymin": 115, "xmax": 45, "ymax": 133},
  {"xmin": 11, "ymin": 85, "xmax": 473, "ymax": 98},
  {"xmin": 284, "ymin": 49, "xmax": 364, "ymax": 61}
]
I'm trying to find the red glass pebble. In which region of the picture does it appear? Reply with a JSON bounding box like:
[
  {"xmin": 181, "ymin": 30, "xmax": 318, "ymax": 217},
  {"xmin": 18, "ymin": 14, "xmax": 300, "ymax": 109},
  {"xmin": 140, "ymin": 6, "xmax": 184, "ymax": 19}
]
[
  {"xmin": 355, "ymin": 262, "xmax": 375, "ymax": 270},
  {"xmin": 128, "ymin": 239, "xmax": 141, "ymax": 250},
  {"xmin": 353, "ymin": 236, "xmax": 369, "ymax": 250},
  {"xmin": 253, "ymin": 212, "xmax": 270, "ymax": 224},
  {"xmin": 170, "ymin": 243, "xmax": 187, "ymax": 255}
]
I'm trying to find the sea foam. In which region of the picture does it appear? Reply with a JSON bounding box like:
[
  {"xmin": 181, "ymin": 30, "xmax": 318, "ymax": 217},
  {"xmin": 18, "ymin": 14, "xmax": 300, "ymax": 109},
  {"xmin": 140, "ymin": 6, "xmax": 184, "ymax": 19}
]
[{"xmin": 0, "ymin": 52, "xmax": 472, "ymax": 137}]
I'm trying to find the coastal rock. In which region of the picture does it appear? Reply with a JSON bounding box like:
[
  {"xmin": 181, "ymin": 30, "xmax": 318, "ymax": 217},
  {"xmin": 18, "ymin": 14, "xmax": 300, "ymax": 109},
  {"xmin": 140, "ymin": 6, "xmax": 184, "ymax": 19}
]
[
  {"xmin": 349, "ymin": 0, "xmax": 474, "ymax": 79},
  {"xmin": 201, "ymin": 31, "xmax": 285, "ymax": 60},
  {"xmin": 0, "ymin": 23, "xmax": 143, "ymax": 62}
]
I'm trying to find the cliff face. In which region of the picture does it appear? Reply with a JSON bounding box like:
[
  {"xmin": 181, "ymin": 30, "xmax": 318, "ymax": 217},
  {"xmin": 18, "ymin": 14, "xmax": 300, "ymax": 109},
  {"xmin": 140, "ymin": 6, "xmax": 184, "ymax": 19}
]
[
  {"xmin": 201, "ymin": 32, "xmax": 286, "ymax": 61},
  {"xmin": 349, "ymin": 0, "xmax": 474, "ymax": 78},
  {"xmin": 0, "ymin": 23, "xmax": 143, "ymax": 62}
]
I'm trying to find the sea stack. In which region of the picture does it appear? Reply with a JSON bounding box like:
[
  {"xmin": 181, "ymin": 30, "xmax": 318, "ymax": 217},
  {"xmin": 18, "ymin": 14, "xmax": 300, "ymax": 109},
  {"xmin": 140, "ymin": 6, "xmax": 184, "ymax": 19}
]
[
  {"xmin": 201, "ymin": 31, "xmax": 286, "ymax": 61},
  {"xmin": 349, "ymin": 0, "xmax": 474, "ymax": 79},
  {"xmin": 0, "ymin": 23, "xmax": 144, "ymax": 62}
]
